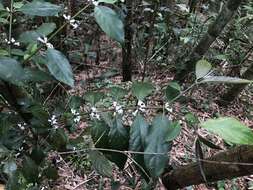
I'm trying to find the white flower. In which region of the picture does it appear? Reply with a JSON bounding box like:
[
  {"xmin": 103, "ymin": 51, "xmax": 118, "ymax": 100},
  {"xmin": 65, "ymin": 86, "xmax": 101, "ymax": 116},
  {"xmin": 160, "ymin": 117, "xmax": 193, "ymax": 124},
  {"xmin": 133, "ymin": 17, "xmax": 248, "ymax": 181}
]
[
  {"xmin": 6, "ymin": 7, "xmax": 10, "ymax": 12},
  {"xmin": 133, "ymin": 100, "xmax": 147, "ymax": 116},
  {"xmin": 91, "ymin": 0, "xmax": 99, "ymax": 6},
  {"xmin": 112, "ymin": 101, "xmax": 123, "ymax": 115},
  {"xmin": 5, "ymin": 38, "xmax": 20, "ymax": 46},
  {"xmin": 63, "ymin": 14, "xmax": 80, "ymax": 29},
  {"xmin": 37, "ymin": 36, "xmax": 54, "ymax": 49},
  {"xmin": 165, "ymin": 102, "xmax": 173, "ymax": 113},
  {"xmin": 48, "ymin": 115, "xmax": 59, "ymax": 129},
  {"xmin": 90, "ymin": 107, "xmax": 100, "ymax": 120},
  {"xmin": 18, "ymin": 123, "xmax": 27, "ymax": 130}
]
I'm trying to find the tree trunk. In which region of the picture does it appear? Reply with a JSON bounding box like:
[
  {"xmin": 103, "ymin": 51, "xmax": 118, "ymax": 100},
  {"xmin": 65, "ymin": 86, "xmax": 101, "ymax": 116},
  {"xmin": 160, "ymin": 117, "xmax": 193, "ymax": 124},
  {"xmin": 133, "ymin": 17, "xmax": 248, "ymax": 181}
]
[
  {"xmin": 162, "ymin": 146, "xmax": 253, "ymax": 190},
  {"xmin": 219, "ymin": 58, "xmax": 253, "ymax": 105},
  {"xmin": 174, "ymin": 0, "xmax": 243, "ymax": 82},
  {"xmin": 122, "ymin": 0, "xmax": 133, "ymax": 82}
]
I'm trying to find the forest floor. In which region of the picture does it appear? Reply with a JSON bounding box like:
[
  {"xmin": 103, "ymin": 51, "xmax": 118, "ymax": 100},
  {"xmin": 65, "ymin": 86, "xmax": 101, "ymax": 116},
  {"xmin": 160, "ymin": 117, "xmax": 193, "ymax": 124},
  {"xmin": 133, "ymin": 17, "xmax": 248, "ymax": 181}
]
[{"xmin": 51, "ymin": 48, "xmax": 253, "ymax": 190}]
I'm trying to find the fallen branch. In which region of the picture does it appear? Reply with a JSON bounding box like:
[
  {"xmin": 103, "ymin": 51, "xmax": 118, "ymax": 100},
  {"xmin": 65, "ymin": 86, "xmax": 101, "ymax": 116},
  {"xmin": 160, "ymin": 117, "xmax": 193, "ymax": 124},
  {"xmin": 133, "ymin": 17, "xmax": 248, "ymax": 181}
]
[{"xmin": 162, "ymin": 145, "xmax": 253, "ymax": 190}]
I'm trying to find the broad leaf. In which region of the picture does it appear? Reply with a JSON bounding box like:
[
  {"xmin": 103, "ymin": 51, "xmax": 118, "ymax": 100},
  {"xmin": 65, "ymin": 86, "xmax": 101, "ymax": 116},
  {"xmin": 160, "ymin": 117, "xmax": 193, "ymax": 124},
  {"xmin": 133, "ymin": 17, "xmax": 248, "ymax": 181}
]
[
  {"xmin": 94, "ymin": 6, "xmax": 124, "ymax": 43},
  {"xmin": 19, "ymin": 1, "xmax": 62, "ymax": 16},
  {"xmin": 110, "ymin": 86, "xmax": 128, "ymax": 100},
  {"xmin": 132, "ymin": 82, "xmax": 154, "ymax": 100},
  {"xmin": 166, "ymin": 122, "xmax": 181, "ymax": 142},
  {"xmin": 201, "ymin": 76, "xmax": 252, "ymax": 84},
  {"xmin": 201, "ymin": 117, "xmax": 253, "ymax": 145},
  {"xmin": 165, "ymin": 82, "xmax": 181, "ymax": 101},
  {"xmin": 89, "ymin": 150, "xmax": 113, "ymax": 177},
  {"xmin": 84, "ymin": 91, "xmax": 104, "ymax": 105},
  {"xmin": 195, "ymin": 60, "xmax": 212, "ymax": 80},
  {"xmin": 144, "ymin": 115, "xmax": 172, "ymax": 177},
  {"xmin": 45, "ymin": 49, "xmax": 74, "ymax": 87},
  {"xmin": 0, "ymin": 57, "xmax": 25, "ymax": 86}
]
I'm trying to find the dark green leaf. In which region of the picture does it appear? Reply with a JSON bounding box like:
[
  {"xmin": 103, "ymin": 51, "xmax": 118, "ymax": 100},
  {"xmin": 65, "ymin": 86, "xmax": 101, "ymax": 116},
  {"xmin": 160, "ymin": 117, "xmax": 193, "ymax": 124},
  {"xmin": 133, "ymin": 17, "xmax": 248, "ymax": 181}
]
[
  {"xmin": 166, "ymin": 122, "xmax": 181, "ymax": 142},
  {"xmin": 165, "ymin": 82, "xmax": 181, "ymax": 101},
  {"xmin": 195, "ymin": 138, "xmax": 207, "ymax": 183},
  {"xmin": 0, "ymin": 57, "xmax": 25, "ymax": 86},
  {"xmin": 45, "ymin": 49, "xmax": 74, "ymax": 87},
  {"xmin": 21, "ymin": 156, "xmax": 39, "ymax": 183},
  {"xmin": 94, "ymin": 6, "xmax": 124, "ymax": 43},
  {"xmin": 110, "ymin": 86, "xmax": 128, "ymax": 100},
  {"xmin": 43, "ymin": 165, "xmax": 58, "ymax": 180},
  {"xmin": 132, "ymin": 82, "xmax": 154, "ymax": 100},
  {"xmin": 84, "ymin": 91, "xmax": 104, "ymax": 105},
  {"xmin": 19, "ymin": 1, "xmax": 62, "ymax": 16},
  {"xmin": 144, "ymin": 115, "xmax": 172, "ymax": 177},
  {"xmin": 89, "ymin": 150, "xmax": 113, "ymax": 177},
  {"xmin": 49, "ymin": 129, "xmax": 68, "ymax": 150}
]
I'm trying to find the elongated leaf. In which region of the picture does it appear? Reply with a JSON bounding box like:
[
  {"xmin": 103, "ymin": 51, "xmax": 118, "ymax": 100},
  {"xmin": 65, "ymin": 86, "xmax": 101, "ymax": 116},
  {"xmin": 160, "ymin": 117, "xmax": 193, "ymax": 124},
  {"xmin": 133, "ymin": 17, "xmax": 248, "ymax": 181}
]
[
  {"xmin": 45, "ymin": 49, "xmax": 74, "ymax": 87},
  {"xmin": 132, "ymin": 82, "xmax": 154, "ymax": 100},
  {"xmin": 201, "ymin": 76, "xmax": 252, "ymax": 84},
  {"xmin": 201, "ymin": 117, "xmax": 253, "ymax": 145},
  {"xmin": 144, "ymin": 115, "xmax": 172, "ymax": 177},
  {"xmin": 0, "ymin": 57, "xmax": 25, "ymax": 86},
  {"xmin": 19, "ymin": 1, "xmax": 62, "ymax": 16},
  {"xmin": 108, "ymin": 116, "xmax": 129, "ymax": 169},
  {"xmin": 98, "ymin": 0, "xmax": 118, "ymax": 3},
  {"xmin": 19, "ymin": 23, "xmax": 56, "ymax": 44},
  {"xmin": 94, "ymin": 6, "xmax": 124, "ymax": 43},
  {"xmin": 21, "ymin": 156, "xmax": 39, "ymax": 183},
  {"xmin": 129, "ymin": 114, "xmax": 149, "ymax": 151},
  {"xmin": 89, "ymin": 150, "xmax": 113, "ymax": 177},
  {"xmin": 195, "ymin": 60, "xmax": 212, "ymax": 79}
]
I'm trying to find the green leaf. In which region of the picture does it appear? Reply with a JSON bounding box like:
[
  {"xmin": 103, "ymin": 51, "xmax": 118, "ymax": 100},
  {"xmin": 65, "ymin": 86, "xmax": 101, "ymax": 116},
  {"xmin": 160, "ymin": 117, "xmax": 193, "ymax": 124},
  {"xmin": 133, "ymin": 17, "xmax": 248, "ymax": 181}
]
[
  {"xmin": 45, "ymin": 49, "xmax": 74, "ymax": 87},
  {"xmin": 94, "ymin": 6, "xmax": 124, "ymax": 43},
  {"xmin": 200, "ymin": 117, "xmax": 253, "ymax": 145},
  {"xmin": 19, "ymin": 1, "xmax": 62, "ymax": 16},
  {"xmin": 108, "ymin": 116, "xmax": 129, "ymax": 169},
  {"xmin": 165, "ymin": 82, "xmax": 181, "ymax": 101},
  {"xmin": 84, "ymin": 91, "xmax": 104, "ymax": 105},
  {"xmin": 89, "ymin": 150, "xmax": 113, "ymax": 177},
  {"xmin": 90, "ymin": 120, "xmax": 110, "ymax": 148},
  {"xmin": 195, "ymin": 60, "xmax": 212, "ymax": 80},
  {"xmin": 0, "ymin": 49, "xmax": 8, "ymax": 56},
  {"xmin": 43, "ymin": 165, "xmax": 58, "ymax": 180},
  {"xmin": 166, "ymin": 122, "xmax": 181, "ymax": 142},
  {"xmin": 201, "ymin": 76, "xmax": 252, "ymax": 84},
  {"xmin": 21, "ymin": 156, "xmax": 39, "ymax": 183},
  {"xmin": 19, "ymin": 23, "xmax": 56, "ymax": 44},
  {"xmin": 0, "ymin": 57, "xmax": 25, "ymax": 86},
  {"xmin": 132, "ymin": 82, "xmax": 154, "ymax": 100},
  {"xmin": 49, "ymin": 129, "xmax": 68, "ymax": 150},
  {"xmin": 129, "ymin": 114, "xmax": 149, "ymax": 151},
  {"xmin": 23, "ymin": 68, "xmax": 53, "ymax": 82},
  {"xmin": 110, "ymin": 86, "xmax": 127, "ymax": 100},
  {"xmin": 144, "ymin": 115, "xmax": 172, "ymax": 177}
]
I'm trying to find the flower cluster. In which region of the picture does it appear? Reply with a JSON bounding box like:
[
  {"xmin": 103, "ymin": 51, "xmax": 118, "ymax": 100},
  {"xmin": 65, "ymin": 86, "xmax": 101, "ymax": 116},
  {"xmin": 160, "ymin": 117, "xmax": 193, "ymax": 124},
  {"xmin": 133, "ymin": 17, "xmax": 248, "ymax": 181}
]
[
  {"xmin": 90, "ymin": 107, "xmax": 100, "ymax": 120},
  {"xmin": 133, "ymin": 100, "xmax": 146, "ymax": 116},
  {"xmin": 63, "ymin": 14, "xmax": 80, "ymax": 29},
  {"xmin": 112, "ymin": 101, "xmax": 123, "ymax": 116},
  {"xmin": 5, "ymin": 38, "xmax": 20, "ymax": 46},
  {"xmin": 71, "ymin": 108, "xmax": 81, "ymax": 123},
  {"xmin": 37, "ymin": 36, "xmax": 54, "ymax": 49},
  {"xmin": 48, "ymin": 115, "xmax": 59, "ymax": 129},
  {"xmin": 17, "ymin": 122, "xmax": 27, "ymax": 130}
]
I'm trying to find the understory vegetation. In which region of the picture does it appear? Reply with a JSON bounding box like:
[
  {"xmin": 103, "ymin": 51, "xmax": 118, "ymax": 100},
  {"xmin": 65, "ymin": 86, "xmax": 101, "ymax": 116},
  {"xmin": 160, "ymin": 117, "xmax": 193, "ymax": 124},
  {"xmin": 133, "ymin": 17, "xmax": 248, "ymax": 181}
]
[{"xmin": 0, "ymin": 0, "xmax": 253, "ymax": 189}]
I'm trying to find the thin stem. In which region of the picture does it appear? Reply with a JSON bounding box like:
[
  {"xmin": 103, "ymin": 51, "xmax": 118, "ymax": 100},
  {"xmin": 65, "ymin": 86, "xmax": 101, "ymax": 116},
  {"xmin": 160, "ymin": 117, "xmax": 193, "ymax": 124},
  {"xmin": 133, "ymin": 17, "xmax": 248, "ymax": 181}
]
[{"xmin": 8, "ymin": 0, "xmax": 14, "ymax": 55}]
